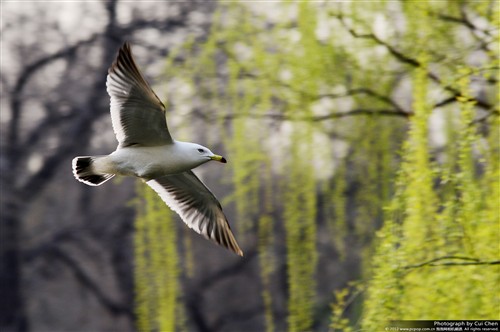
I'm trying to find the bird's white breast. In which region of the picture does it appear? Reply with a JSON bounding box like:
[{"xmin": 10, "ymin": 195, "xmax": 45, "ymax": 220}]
[{"xmin": 109, "ymin": 143, "xmax": 206, "ymax": 180}]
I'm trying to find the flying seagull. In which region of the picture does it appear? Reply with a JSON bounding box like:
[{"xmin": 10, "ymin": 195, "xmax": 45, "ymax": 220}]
[{"xmin": 72, "ymin": 42, "xmax": 243, "ymax": 256}]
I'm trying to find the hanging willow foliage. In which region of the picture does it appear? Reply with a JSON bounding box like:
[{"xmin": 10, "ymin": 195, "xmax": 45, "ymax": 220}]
[
  {"xmin": 258, "ymin": 159, "xmax": 276, "ymax": 332},
  {"xmin": 174, "ymin": 2, "xmax": 326, "ymax": 330},
  {"xmin": 361, "ymin": 1, "xmax": 499, "ymax": 328},
  {"xmin": 134, "ymin": 182, "xmax": 179, "ymax": 332},
  {"xmin": 132, "ymin": 0, "xmax": 497, "ymax": 330}
]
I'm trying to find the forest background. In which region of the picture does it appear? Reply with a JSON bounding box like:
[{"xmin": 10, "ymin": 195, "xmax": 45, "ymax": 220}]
[{"xmin": 1, "ymin": 1, "xmax": 498, "ymax": 331}]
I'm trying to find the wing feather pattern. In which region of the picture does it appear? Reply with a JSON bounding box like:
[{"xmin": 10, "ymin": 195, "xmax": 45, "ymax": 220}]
[
  {"xmin": 106, "ymin": 42, "xmax": 172, "ymax": 147},
  {"xmin": 147, "ymin": 171, "xmax": 243, "ymax": 256}
]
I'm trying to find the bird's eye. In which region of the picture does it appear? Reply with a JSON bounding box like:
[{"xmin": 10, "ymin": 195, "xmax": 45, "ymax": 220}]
[{"xmin": 197, "ymin": 148, "xmax": 205, "ymax": 153}]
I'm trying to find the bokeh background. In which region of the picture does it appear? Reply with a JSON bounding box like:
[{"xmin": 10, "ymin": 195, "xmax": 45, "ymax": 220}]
[{"xmin": 1, "ymin": 1, "xmax": 498, "ymax": 331}]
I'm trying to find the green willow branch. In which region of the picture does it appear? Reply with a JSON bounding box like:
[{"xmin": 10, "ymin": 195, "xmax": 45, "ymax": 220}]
[
  {"xmin": 337, "ymin": 283, "xmax": 366, "ymax": 329},
  {"xmin": 403, "ymin": 256, "xmax": 500, "ymax": 270}
]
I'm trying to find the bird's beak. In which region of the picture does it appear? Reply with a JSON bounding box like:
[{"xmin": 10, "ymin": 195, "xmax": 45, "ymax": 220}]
[{"xmin": 210, "ymin": 155, "xmax": 227, "ymax": 163}]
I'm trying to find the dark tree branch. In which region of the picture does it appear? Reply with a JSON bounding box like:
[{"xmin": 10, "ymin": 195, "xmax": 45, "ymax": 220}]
[
  {"xmin": 22, "ymin": 214, "xmax": 133, "ymax": 317},
  {"xmin": 221, "ymin": 44, "xmax": 408, "ymax": 114},
  {"xmin": 198, "ymin": 45, "xmax": 416, "ymax": 120},
  {"xmin": 184, "ymin": 296, "xmax": 211, "ymax": 332},
  {"xmin": 198, "ymin": 250, "xmax": 258, "ymax": 290},
  {"xmin": 19, "ymin": 118, "xmax": 91, "ymax": 202},
  {"xmin": 183, "ymin": 250, "xmax": 257, "ymax": 332},
  {"xmin": 334, "ymin": 13, "xmax": 420, "ymax": 67},
  {"xmin": 317, "ymin": 87, "xmax": 407, "ymax": 114},
  {"xmin": 222, "ymin": 16, "xmax": 495, "ymax": 121},
  {"xmin": 470, "ymin": 109, "xmax": 500, "ymax": 126},
  {"xmin": 190, "ymin": 108, "xmax": 412, "ymax": 124},
  {"xmin": 20, "ymin": 111, "xmax": 77, "ymax": 153},
  {"xmin": 333, "ymin": 13, "xmax": 494, "ymax": 111},
  {"xmin": 403, "ymin": 256, "xmax": 500, "ymax": 270},
  {"xmin": 442, "ymin": 4, "xmax": 496, "ymax": 54},
  {"xmin": 10, "ymin": 34, "xmax": 98, "ymax": 102},
  {"xmin": 434, "ymin": 9, "xmax": 494, "ymax": 47},
  {"xmin": 23, "ymin": 228, "xmax": 81, "ymax": 263},
  {"xmin": 287, "ymin": 108, "xmax": 412, "ymax": 121},
  {"xmin": 7, "ymin": 34, "xmax": 98, "ymax": 161},
  {"xmin": 122, "ymin": 18, "xmax": 187, "ymax": 34},
  {"xmin": 210, "ymin": 306, "xmax": 265, "ymax": 331},
  {"xmin": 434, "ymin": 96, "xmax": 460, "ymax": 108},
  {"xmin": 47, "ymin": 246, "xmax": 133, "ymax": 317}
]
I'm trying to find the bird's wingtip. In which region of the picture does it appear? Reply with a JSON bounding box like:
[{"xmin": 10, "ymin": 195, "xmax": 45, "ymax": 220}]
[{"xmin": 122, "ymin": 41, "xmax": 131, "ymax": 51}]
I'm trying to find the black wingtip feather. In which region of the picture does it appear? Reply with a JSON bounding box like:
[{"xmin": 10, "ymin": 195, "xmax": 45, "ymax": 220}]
[{"xmin": 72, "ymin": 156, "xmax": 114, "ymax": 186}]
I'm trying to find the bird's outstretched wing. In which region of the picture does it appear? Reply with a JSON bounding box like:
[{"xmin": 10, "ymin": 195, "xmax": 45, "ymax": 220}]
[
  {"xmin": 146, "ymin": 171, "xmax": 243, "ymax": 256},
  {"xmin": 106, "ymin": 42, "xmax": 173, "ymax": 147}
]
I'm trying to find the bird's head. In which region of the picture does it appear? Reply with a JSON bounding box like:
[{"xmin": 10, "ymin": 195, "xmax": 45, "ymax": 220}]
[{"xmin": 191, "ymin": 143, "xmax": 227, "ymax": 164}]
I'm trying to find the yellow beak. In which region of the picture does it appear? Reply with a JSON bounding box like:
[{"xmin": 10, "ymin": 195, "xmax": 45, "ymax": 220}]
[{"xmin": 210, "ymin": 155, "xmax": 227, "ymax": 163}]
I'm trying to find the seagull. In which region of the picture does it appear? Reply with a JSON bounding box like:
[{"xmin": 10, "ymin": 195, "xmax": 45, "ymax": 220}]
[{"xmin": 72, "ymin": 42, "xmax": 243, "ymax": 256}]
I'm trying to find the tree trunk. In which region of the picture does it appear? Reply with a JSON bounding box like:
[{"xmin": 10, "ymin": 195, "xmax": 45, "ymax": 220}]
[{"xmin": 0, "ymin": 187, "xmax": 27, "ymax": 332}]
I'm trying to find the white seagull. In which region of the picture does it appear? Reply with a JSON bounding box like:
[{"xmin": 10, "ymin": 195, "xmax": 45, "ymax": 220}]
[{"xmin": 72, "ymin": 42, "xmax": 243, "ymax": 256}]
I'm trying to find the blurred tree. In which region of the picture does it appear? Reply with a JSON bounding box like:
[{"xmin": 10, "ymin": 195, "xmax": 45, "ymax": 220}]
[
  {"xmin": 1, "ymin": 1, "xmax": 215, "ymax": 331},
  {"xmin": 337, "ymin": 1, "xmax": 499, "ymax": 329},
  {"xmin": 159, "ymin": 0, "xmax": 498, "ymax": 330},
  {"xmin": 2, "ymin": 0, "xmax": 497, "ymax": 331}
]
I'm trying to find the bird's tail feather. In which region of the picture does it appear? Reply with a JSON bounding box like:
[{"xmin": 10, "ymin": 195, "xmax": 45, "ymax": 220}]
[{"xmin": 72, "ymin": 156, "xmax": 114, "ymax": 186}]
